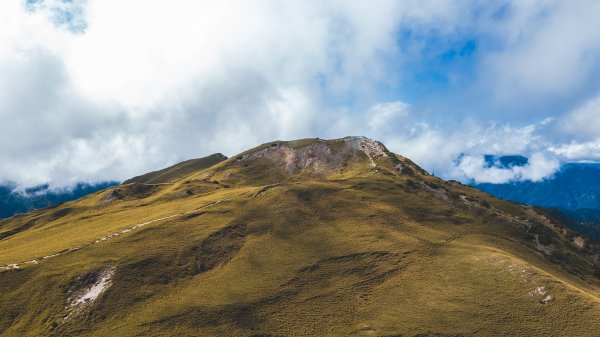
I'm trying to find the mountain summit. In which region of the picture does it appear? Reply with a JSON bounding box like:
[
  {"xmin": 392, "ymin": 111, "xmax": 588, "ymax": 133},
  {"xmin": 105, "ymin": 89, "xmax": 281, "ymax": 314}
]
[
  {"xmin": 210, "ymin": 136, "xmax": 426, "ymax": 183},
  {"xmin": 235, "ymin": 136, "xmax": 401, "ymax": 173},
  {"xmin": 1, "ymin": 137, "xmax": 600, "ymax": 336}
]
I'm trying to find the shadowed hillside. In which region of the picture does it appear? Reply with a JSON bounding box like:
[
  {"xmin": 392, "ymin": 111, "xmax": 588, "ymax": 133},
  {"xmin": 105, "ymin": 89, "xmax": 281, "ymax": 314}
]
[
  {"xmin": 1, "ymin": 137, "xmax": 600, "ymax": 336},
  {"xmin": 474, "ymin": 161, "xmax": 600, "ymax": 240}
]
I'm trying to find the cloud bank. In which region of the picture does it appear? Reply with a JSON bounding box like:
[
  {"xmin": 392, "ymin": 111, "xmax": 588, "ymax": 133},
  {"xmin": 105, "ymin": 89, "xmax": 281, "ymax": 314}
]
[
  {"xmin": 1, "ymin": 0, "xmax": 600, "ymax": 187},
  {"xmin": 456, "ymin": 153, "xmax": 560, "ymax": 184}
]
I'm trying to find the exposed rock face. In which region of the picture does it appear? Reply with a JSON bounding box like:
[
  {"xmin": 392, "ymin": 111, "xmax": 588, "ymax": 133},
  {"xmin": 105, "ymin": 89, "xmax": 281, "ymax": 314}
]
[
  {"xmin": 237, "ymin": 136, "xmax": 394, "ymax": 174},
  {"xmin": 347, "ymin": 136, "xmax": 390, "ymax": 167}
]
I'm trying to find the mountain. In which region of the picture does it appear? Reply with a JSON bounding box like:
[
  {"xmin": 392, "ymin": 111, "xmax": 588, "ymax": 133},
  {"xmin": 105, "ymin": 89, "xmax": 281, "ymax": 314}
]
[
  {"xmin": 0, "ymin": 153, "xmax": 227, "ymax": 219},
  {"xmin": 483, "ymin": 154, "xmax": 529, "ymax": 169},
  {"xmin": 475, "ymin": 162, "xmax": 600, "ymax": 210},
  {"xmin": 0, "ymin": 182, "xmax": 119, "ymax": 219},
  {"xmin": 473, "ymin": 160, "xmax": 600, "ymax": 239},
  {"xmin": 2, "ymin": 137, "xmax": 600, "ymax": 336},
  {"xmin": 544, "ymin": 208, "xmax": 600, "ymax": 242},
  {"xmin": 123, "ymin": 153, "xmax": 228, "ymax": 184}
]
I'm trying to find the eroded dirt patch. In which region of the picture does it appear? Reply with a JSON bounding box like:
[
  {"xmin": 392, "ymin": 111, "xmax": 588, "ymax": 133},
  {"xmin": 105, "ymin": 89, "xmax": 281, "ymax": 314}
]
[{"xmin": 64, "ymin": 266, "xmax": 115, "ymax": 319}]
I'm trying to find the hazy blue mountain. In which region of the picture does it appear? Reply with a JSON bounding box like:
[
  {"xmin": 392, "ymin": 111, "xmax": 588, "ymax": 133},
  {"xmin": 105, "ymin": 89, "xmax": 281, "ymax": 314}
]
[
  {"xmin": 474, "ymin": 162, "xmax": 600, "ymax": 210},
  {"xmin": 0, "ymin": 181, "xmax": 118, "ymax": 218},
  {"xmin": 483, "ymin": 154, "xmax": 529, "ymax": 169},
  {"xmin": 473, "ymin": 158, "xmax": 600, "ymax": 239}
]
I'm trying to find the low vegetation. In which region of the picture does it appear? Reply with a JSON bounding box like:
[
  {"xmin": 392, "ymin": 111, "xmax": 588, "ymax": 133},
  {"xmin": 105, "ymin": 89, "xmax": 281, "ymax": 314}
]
[{"xmin": 1, "ymin": 137, "xmax": 599, "ymax": 336}]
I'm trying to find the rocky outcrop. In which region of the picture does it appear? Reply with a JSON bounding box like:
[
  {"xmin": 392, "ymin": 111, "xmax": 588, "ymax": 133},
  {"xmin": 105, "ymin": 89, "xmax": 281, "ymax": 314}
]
[{"xmin": 237, "ymin": 136, "xmax": 395, "ymax": 175}]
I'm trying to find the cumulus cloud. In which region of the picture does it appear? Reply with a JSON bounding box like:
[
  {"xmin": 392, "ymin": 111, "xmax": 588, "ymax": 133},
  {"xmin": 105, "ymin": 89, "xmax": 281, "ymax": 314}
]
[
  {"xmin": 0, "ymin": 0, "xmax": 411, "ymax": 186},
  {"xmin": 380, "ymin": 120, "xmax": 547, "ymax": 178},
  {"xmin": 559, "ymin": 94, "xmax": 600, "ymax": 139},
  {"xmin": 549, "ymin": 140, "xmax": 600, "ymax": 161},
  {"xmin": 1, "ymin": 0, "xmax": 600, "ymax": 187},
  {"xmin": 456, "ymin": 152, "xmax": 560, "ymax": 184},
  {"xmin": 361, "ymin": 116, "xmax": 580, "ymax": 184},
  {"xmin": 478, "ymin": 1, "xmax": 600, "ymax": 114},
  {"xmin": 367, "ymin": 101, "xmax": 409, "ymax": 131}
]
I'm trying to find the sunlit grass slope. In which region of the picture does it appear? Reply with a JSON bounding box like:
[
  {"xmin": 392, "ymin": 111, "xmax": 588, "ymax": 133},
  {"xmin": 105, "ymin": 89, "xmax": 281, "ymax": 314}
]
[
  {"xmin": 1, "ymin": 137, "xmax": 600, "ymax": 336},
  {"xmin": 123, "ymin": 153, "xmax": 228, "ymax": 184}
]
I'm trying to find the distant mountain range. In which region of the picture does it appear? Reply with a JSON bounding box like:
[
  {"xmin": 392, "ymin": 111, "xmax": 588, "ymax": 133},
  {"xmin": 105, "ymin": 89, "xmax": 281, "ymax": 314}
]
[
  {"xmin": 473, "ymin": 156, "xmax": 600, "ymax": 239},
  {"xmin": 0, "ymin": 182, "xmax": 118, "ymax": 218}
]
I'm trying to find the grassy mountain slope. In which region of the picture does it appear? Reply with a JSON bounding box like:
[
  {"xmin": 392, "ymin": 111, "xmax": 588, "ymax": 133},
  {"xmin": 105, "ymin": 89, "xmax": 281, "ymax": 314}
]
[
  {"xmin": 473, "ymin": 162, "xmax": 600, "ymax": 240},
  {"xmin": 123, "ymin": 153, "xmax": 227, "ymax": 184},
  {"xmin": 1, "ymin": 137, "xmax": 600, "ymax": 336}
]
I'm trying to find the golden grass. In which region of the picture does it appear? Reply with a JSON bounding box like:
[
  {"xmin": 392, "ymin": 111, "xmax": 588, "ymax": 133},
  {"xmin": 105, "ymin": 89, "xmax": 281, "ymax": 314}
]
[{"xmin": 2, "ymin": 138, "xmax": 600, "ymax": 336}]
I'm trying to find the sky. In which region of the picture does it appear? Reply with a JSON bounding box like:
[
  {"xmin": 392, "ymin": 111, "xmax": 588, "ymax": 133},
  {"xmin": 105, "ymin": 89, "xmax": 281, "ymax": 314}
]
[{"xmin": 1, "ymin": 0, "xmax": 600, "ymax": 188}]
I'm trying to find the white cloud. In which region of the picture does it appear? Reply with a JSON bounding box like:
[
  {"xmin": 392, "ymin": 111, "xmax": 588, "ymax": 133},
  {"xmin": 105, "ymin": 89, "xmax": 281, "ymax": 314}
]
[
  {"xmin": 362, "ymin": 118, "xmax": 569, "ymax": 184},
  {"xmin": 0, "ymin": 0, "xmax": 410, "ymax": 187},
  {"xmin": 381, "ymin": 121, "xmax": 542, "ymax": 173},
  {"xmin": 549, "ymin": 139, "xmax": 600, "ymax": 161},
  {"xmin": 456, "ymin": 152, "xmax": 559, "ymax": 184},
  {"xmin": 1, "ymin": 0, "xmax": 600, "ymax": 188},
  {"xmin": 480, "ymin": 1, "xmax": 600, "ymax": 105},
  {"xmin": 521, "ymin": 153, "xmax": 561, "ymax": 181},
  {"xmin": 367, "ymin": 101, "xmax": 409, "ymax": 131},
  {"xmin": 457, "ymin": 155, "xmax": 516, "ymax": 184},
  {"xmin": 559, "ymin": 94, "xmax": 600, "ymax": 139}
]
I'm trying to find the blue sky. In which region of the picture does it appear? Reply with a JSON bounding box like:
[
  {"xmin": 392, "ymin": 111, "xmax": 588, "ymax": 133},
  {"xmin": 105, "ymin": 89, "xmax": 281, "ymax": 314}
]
[{"xmin": 1, "ymin": 0, "xmax": 600, "ymax": 187}]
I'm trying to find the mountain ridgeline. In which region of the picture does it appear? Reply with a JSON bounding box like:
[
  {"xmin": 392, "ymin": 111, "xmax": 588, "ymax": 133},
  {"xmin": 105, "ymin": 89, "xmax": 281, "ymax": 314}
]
[
  {"xmin": 0, "ymin": 154, "xmax": 227, "ymax": 219},
  {"xmin": 475, "ymin": 162, "xmax": 600, "ymax": 210},
  {"xmin": 1, "ymin": 137, "xmax": 600, "ymax": 336},
  {"xmin": 474, "ymin": 160, "xmax": 600, "ymax": 239},
  {"xmin": 123, "ymin": 153, "xmax": 228, "ymax": 184}
]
